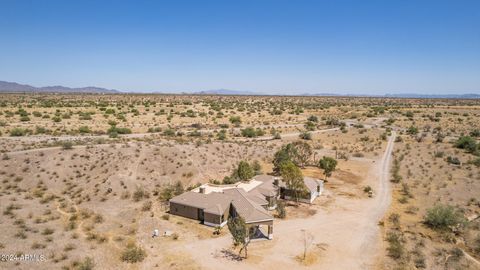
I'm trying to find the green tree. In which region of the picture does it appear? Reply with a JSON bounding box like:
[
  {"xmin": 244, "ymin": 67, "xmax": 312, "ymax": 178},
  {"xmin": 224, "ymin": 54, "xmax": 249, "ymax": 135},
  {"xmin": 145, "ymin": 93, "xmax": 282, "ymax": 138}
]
[
  {"xmin": 318, "ymin": 156, "xmax": 337, "ymax": 181},
  {"xmin": 237, "ymin": 161, "xmax": 254, "ymax": 181},
  {"xmin": 280, "ymin": 161, "xmax": 306, "ymax": 202},
  {"xmin": 291, "ymin": 141, "xmax": 313, "ymax": 168},
  {"xmin": 273, "ymin": 144, "xmax": 298, "ymax": 174},
  {"xmin": 252, "ymin": 160, "xmax": 262, "ymax": 175},
  {"xmin": 227, "ymin": 216, "xmax": 252, "ymax": 258}
]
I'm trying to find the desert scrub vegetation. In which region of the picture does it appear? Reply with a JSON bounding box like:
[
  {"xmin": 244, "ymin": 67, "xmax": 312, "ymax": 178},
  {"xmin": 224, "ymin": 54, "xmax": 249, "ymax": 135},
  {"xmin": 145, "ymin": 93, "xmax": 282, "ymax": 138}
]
[
  {"xmin": 241, "ymin": 127, "xmax": 265, "ymax": 138},
  {"xmin": 121, "ymin": 243, "xmax": 146, "ymax": 263},
  {"xmin": 157, "ymin": 181, "xmax": 184, "ymax": 202},
  {"xmin": 424, "ymin": 204, "xmax": 466, "ymax": 231},
  {"xmin": 9, "ymin": 127, "xmax": 29, "ymax": 136},
  {"xmin": 390, "ymin": 153, "xmax": 403, "ymax": 183}
]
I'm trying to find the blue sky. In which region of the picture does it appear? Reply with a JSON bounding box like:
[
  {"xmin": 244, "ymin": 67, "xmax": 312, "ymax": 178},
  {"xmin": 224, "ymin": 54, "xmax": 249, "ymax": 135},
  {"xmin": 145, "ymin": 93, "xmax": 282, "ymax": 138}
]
[{"xmin": 1, "ymin": 0, "xmax": 479, "ymax": 94}]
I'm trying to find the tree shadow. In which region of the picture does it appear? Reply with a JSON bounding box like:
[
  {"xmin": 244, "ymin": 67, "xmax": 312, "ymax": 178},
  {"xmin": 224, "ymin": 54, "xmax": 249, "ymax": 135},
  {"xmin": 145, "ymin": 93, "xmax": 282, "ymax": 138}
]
[{"xmin": 220, "ymin": 248, "xmax": 244, "ymax": 261}]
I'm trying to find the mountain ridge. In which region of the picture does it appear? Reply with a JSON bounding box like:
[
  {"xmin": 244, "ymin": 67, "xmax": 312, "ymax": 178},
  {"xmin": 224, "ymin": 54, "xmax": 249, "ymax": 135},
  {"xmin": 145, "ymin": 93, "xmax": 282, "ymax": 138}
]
[
  {"xmin": 0, "ymin": 80, "xmax": 119, "ymax": 93},
  {"xmin": 0, "ymin": 80, "xmax": 478, "ymax": 98}
]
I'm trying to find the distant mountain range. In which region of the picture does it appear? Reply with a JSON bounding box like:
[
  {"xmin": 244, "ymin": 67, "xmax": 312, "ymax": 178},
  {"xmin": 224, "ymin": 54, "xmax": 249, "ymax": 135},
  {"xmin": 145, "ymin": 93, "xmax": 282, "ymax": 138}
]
[
  {"xmin": 0, "ymin": 80, "xmax": 478, "ymax": 98},
  {"xmin": 0, "ymin": 80, "xmax": 119, "ymax": 94},
  {"xmin": 383, "ymin": 93, "xmax": 480, "ymax": 99},
  {"xmin": 191, "ymin": 89, "xmax": 260, "ymax": 95}
]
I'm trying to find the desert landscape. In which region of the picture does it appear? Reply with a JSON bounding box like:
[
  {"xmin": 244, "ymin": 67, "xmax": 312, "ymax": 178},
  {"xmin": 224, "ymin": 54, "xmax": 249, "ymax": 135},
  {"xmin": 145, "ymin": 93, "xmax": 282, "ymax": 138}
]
[{"xmin": 0, "ymin": 93, "xmax": 479, "ymax": 270}]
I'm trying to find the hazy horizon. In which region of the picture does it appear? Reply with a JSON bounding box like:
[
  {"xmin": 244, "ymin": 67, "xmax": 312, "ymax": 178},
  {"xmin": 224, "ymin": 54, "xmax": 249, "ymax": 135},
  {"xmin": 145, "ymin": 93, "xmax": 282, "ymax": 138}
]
[{"xmin": 1, "ymin": 0, "xmax": 479, "ymax": 95}]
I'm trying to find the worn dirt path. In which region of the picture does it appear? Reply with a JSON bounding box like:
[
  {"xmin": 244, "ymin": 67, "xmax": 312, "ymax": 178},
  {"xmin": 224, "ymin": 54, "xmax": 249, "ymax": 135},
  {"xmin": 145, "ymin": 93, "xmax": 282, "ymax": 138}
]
[{"xmin": 170, "ymin": 132, "xmax": 396, "ymax": 270}]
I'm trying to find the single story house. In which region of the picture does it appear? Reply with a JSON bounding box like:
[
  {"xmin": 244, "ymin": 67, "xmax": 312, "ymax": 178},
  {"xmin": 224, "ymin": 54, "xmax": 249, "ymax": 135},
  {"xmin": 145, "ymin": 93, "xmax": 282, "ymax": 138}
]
[{"xmin": 169, "ymin": 174, "xmax": 324, "ymax": 239}]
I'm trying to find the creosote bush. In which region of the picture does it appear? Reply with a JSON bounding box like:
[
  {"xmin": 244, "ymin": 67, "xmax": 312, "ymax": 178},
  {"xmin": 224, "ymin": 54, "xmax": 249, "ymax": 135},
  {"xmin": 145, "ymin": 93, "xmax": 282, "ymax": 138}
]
[
  {"xmin": 121, "ymin": 243, "xmax": 146, "ymax": 263},
  {"xmin": 424, "ymin": 204, "xmax": 465, "ymax": 231}
]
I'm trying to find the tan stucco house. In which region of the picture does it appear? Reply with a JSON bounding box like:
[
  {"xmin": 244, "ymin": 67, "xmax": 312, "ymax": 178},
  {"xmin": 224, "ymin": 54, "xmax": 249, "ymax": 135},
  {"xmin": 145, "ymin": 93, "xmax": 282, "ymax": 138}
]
[{"xmin": 169, "ymin": 174, "xmax": 324, "ymax": 239}]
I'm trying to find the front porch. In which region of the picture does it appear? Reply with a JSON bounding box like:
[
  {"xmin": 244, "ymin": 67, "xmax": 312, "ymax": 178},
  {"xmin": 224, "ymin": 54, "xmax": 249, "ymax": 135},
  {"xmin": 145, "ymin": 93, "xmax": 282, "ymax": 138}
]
[{"xmin": 248, "ymin": 222, "xmax": 273, "ymax": 241}]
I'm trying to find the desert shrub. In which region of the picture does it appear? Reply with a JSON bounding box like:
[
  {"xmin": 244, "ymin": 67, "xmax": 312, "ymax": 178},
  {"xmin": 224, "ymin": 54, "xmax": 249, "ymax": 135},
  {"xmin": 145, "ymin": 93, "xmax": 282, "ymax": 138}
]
[
  {"xmin": 61, "ymin": 141, "xmax": 74, "ymax": 150},
  {"xmin": 163, "ymin": 128, "xmax": 176, "ymax": 136},
  {"xmin": 229, "ymin": 116, "xmax": 242, "ymax": 126},
  {"xmin": 10, "ymin": 128, "xmax": 27, "ymax": 136},
  {"xmin": 133, "ymin": 186, "xmax": 148, "ymax": 202},
  {"xmin": 35, "ymin": 126, "xmax": 49, "ymax": 134},
  {"xmin": 158, "ymin": 181, "xmax": 183, "ymax": 202},
  {"xmin": 407, "ymin": 126, "xmax": 418, "ymax": 135},
  {"xmin": 474, "ymin": 235, "xmax": 480, "ymax": 254},
  {"xmin": 241, "ymin": 127, "xmax": 263, "ymax": 138},
  {"xmin": 307, "ymin": 115, "xmax": 318, "ymax": 122},
  {"xmin": 470, "ymin": 158, "xmax": 480, "ymax": 167},
  {"xmin": 424, "ymin": 204, "xmax": 465, "ymax": 231},
  {"xmin": 148, "ymin": 126, "xmax": 162, "ymax": 133},
  {"xmin": 363, "ymin": 186, "xmax": 372, "ymax": 193},
  {"xmin": 108, "ymin": 126, "xmax": 131, "ymax": 136},
  {"xmin": 42, "ymin": 228, "xmax": 55, "ymax": 235},
  {"xmin": 299, "ymin": 131, "xmax": 312, "ymax": 140},
  {"xmin": 78, "ymin": 126, "xmax": 91, "ymax": 134},
  {"xmin": 75, "ymin": 257, "xmax": 94, "ymax": 270},
  {"xmin": 304, "ymin": 121, "xmax": 316, "ymax": 131},
  {"xmin": 141, "ymin": 201, "xmax": 152, "ymax": 211},
  {"xmin": 446, "ymin": 156, "xmax": 460, "ymax": 165},
  {"xmin": 93, "ymin": 214, "xmax": 104, "ymax": 224},
  {"xmin": 121, "ymin": 243, "xmax": 146, "ymax": 263},
  {"xmin": 386, "ymin": 231, "xmax": 404, "ymax": 259},
  {"xmin": 217, "ymin": 129, "xmax": 227, "ymax": 140},
  {"xmin": 390, "ymin": 157, "xmax": 402, "ymax": 183},
  {"xmin": 276, "ymin": 201, "xmax": 286, "ymax": 219},
  {"xmin": 455, "ymin": 136, "xmax": 478, "ymax": 154},
  {"xmin": 20, "ymin": 115, "xmax": 30, "ymax": 121},
  {"xmin": 353, "ymin": 152, "xmax": 364, "ymax": 158}
]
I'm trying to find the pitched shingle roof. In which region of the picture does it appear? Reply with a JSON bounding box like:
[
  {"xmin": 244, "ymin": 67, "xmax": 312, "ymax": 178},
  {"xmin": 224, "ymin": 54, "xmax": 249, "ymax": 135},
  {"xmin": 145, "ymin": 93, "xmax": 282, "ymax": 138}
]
[
  {"xmin": 223, "ymin": 188, "xmax": 273, "ymax": 223},
  {"xmin": 169, "ymin": 191, "xmax": 231, "ymax": 215}
]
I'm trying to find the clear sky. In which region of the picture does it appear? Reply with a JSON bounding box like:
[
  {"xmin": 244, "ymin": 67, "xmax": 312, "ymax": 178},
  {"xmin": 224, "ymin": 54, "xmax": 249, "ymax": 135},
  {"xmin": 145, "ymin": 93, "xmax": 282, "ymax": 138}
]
[{"xmin": 1, "ymin": 0, "xmax": 479, "ymax": 95}]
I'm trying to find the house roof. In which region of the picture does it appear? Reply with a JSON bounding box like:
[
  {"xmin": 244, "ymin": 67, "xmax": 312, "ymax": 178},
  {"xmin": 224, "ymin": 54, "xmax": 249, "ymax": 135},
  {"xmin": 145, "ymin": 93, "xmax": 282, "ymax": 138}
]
[
  {"xmin": 251, "ymin": 175, "xmax": 280, "ymax": 197},
  {"xmin": 169, "ymin": 174, "xmax": 321, "ymax": 221},
  {"xmin": 223, "ymin": 188, "xmax": 273, "ymax": 223},
  {"xmin": 303, "ymin": 177, "xmax": 321, "ymax": 193},
  {"xmin": 254, "ymin": 174, "xmax": 321, "ymax": 193},
  {"xmin": 169, "ymin": 191, "xmax": 232, "ymax": 215}
]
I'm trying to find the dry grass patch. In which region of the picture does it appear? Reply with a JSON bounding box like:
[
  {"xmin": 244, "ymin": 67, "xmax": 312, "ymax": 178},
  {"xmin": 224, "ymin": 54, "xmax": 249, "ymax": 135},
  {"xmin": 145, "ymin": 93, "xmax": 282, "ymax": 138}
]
[{"xmin": 162, "ymin": 252, "xmax": 201, "ymax": 270}]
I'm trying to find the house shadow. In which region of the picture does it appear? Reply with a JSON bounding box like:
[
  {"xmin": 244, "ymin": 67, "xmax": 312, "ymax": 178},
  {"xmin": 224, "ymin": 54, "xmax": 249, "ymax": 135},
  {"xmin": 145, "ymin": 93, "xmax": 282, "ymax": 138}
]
[{"xmin": 250, "ymin": 226, "xmax": 268, "ymax": 241}]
